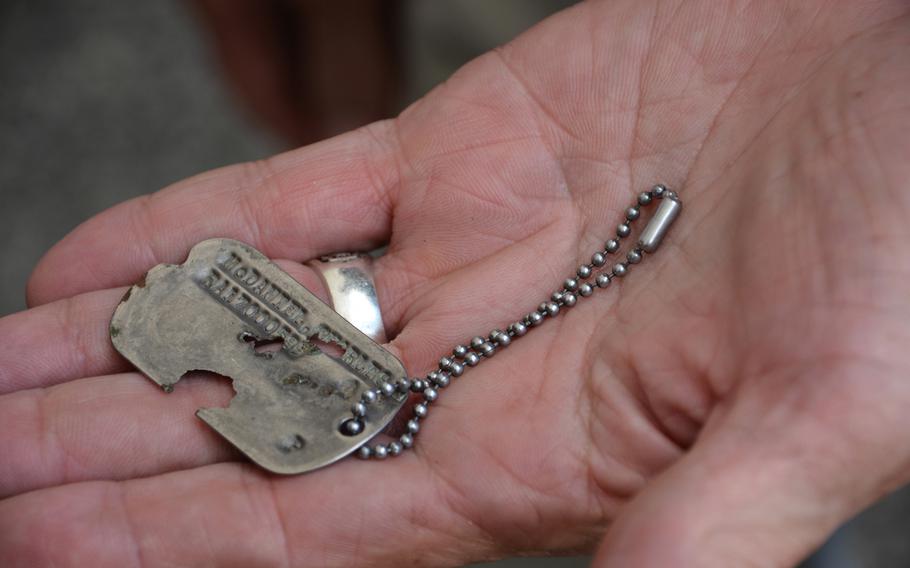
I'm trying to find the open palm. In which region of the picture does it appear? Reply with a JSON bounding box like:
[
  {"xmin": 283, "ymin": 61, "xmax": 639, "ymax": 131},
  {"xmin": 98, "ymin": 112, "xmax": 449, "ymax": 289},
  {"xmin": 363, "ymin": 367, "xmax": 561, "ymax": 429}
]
[{"xmin": 2, "ymin": 1, "xmax": 909, "ymax": 566}]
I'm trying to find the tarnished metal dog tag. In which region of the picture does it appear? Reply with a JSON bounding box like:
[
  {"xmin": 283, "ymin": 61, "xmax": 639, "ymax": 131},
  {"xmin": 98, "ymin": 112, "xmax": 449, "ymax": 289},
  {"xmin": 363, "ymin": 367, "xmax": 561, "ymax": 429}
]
[{"xmin": 110, "ymin": 238, "xmax": 407, "ymax": 474}]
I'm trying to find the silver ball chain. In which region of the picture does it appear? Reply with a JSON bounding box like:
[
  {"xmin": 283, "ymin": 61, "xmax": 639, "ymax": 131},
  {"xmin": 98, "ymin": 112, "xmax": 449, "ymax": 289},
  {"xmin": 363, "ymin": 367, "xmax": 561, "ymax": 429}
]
[{"xmin": 342, "ymin": 184, "xmax": 682, "ymax": 460}]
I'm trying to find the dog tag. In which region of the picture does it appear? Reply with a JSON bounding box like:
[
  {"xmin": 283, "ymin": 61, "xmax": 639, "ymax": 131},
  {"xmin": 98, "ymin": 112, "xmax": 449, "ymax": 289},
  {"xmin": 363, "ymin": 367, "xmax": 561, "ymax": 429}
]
[{"xmin": 110, "ymin": 238, "xmax": 407, "ymax": 474}]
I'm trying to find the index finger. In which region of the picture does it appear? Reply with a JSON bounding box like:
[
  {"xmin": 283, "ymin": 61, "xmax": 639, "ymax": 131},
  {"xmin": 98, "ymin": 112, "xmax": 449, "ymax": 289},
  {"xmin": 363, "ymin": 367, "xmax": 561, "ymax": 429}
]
[{"xmin": 27, "ymin": 123, "xmax": 400, "ymax": 307}]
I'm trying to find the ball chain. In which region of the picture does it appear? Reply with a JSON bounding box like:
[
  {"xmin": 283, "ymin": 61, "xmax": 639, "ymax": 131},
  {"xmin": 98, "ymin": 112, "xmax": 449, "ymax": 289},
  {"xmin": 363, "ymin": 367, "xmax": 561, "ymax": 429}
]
[{"xmin": 343, "ymin": 184, "xmax": 679, "ymax": 460}]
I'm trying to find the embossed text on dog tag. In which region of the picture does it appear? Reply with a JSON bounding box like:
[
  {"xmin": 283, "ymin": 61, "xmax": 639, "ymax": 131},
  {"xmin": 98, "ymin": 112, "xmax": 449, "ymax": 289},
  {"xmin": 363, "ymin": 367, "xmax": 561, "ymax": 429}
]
[{"xmin": 110, "ymin": 238, "xmax": 407, "ymax": 474}]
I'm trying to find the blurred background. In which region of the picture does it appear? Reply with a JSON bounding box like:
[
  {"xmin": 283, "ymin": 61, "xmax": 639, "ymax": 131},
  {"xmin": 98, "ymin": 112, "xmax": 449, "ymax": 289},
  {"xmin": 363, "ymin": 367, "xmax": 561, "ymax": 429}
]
[{"xmin": 0, "ymin": 1, "xmax": 907, "ymax": 566}]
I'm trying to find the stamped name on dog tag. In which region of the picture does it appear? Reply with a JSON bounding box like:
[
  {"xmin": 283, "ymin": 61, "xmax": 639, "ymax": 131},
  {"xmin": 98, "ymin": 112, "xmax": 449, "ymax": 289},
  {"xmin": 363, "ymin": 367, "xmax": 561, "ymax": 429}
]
[{"xmin": 110, "ymin": 238, "xmax": 407, "ymax": 474}]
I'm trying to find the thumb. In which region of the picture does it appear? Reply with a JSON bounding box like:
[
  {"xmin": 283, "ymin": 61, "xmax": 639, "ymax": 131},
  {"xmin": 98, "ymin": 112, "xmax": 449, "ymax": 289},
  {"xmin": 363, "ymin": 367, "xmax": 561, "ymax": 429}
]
[{"xmin": 593, "ymin": 370, "xmax": 910, "ymax": 567}]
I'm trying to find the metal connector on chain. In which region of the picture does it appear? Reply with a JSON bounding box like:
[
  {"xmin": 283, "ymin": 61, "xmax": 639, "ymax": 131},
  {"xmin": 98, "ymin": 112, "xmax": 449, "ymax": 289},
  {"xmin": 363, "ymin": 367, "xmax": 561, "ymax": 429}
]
[{"xmin": 348, "ymin": 185, "xmax": 682, "ymax": 459}]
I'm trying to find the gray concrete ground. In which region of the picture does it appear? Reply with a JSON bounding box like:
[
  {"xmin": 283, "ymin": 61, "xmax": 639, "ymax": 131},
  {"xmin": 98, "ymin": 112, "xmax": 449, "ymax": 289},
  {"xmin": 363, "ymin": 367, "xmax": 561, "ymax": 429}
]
[{"xmin": 0, "ymin": 1, "xmax": 907, "ymax": 566}]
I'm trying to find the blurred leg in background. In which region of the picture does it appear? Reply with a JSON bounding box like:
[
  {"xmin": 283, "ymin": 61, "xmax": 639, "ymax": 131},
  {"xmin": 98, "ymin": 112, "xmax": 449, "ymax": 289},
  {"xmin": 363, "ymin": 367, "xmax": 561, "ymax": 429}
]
[{"xmin": 191, "ymin": 0, "xmax": 402, "ymax": 145}]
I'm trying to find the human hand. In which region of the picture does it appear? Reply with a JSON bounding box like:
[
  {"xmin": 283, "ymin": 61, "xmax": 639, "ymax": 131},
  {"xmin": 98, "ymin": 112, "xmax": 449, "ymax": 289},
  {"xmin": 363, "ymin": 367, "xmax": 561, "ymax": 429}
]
[{"xmin": 2, "ymin": 1, "xmax": 909, "ymax": 565}]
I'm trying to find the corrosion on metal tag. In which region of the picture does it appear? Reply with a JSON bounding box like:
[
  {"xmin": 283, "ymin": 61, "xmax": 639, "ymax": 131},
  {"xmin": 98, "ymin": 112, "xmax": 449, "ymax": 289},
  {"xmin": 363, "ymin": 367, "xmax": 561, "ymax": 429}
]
[{"xmin": 110, "ymin": 238, "xmax": 406, "ymax": 474}]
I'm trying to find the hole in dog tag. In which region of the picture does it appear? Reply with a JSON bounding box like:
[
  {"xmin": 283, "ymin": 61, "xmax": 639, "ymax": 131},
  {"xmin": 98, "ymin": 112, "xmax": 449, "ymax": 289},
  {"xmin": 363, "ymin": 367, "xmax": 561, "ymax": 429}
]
[
  {"xmin": 309, "ymin": 337, "xmax": 346, "ymax": 358},
  {"xmin": 110, "ymin": 238, "xmax": 407, "ymax": 474},
  {"xmin": 240, "ymin": 332, "xmax": 284, "ymax": 357}
]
